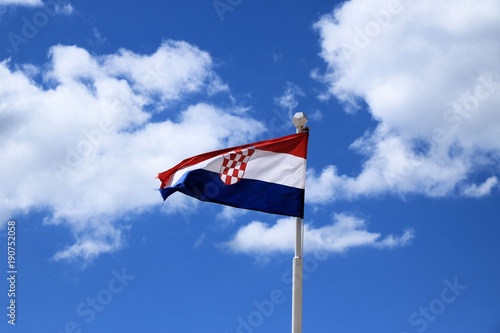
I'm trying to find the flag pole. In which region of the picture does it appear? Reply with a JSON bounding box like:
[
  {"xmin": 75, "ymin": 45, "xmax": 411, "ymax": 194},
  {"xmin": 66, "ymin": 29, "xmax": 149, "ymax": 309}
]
[{"xmin": 291, "ymin": 112, "xmax": 308, "ymax": 333}]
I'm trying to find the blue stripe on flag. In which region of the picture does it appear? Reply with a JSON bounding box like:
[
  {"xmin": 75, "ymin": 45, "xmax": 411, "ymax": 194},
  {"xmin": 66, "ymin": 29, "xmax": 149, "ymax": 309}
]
[{"xmin": 160, "ymin": 169, "xmax": 305, "ymax": 218}]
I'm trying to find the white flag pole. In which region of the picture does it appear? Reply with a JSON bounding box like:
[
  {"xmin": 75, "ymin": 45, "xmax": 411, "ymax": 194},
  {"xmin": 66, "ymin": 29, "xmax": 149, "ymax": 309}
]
[{"xmin": 291, "ymin": 112, "xmax": 308, "ymax": 333}]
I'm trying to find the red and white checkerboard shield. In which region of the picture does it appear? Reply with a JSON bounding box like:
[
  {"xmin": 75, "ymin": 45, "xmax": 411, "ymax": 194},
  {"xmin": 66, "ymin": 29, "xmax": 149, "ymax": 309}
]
[{"xmin": 219, "ymin": 148, "xmax": 255, "ymax": 185}]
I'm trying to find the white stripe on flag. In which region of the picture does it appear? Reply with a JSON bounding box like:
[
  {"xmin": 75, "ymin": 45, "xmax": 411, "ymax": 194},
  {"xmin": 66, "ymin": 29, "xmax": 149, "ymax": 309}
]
[{"xmin": 168, "ymin": 149, "xmax": 305, "ymax": 189}]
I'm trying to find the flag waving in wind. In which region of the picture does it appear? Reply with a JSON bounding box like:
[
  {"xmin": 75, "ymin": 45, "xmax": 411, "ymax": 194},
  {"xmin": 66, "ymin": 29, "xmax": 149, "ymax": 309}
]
[{"xmin": 157, "ymin": 132, "xmax": 309, "ymax": 217}]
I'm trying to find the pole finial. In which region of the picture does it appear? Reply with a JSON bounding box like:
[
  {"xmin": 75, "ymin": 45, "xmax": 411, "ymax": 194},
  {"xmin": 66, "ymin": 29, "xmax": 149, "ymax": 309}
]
[{"xmin": 292, "ymin": 112, "xmax": 308, "ymax": 133}]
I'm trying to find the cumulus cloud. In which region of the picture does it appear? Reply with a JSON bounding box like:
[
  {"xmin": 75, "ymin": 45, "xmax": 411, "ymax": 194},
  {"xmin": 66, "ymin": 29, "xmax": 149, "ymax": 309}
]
[
  {"xmin": 102, "ymin": 41, "xmax": 228, "ymax": 103},
  {"xmin": 225, "ymin": 213, "xmax": 413, "ymax": 256},
  {"xmin": 312, "ymin": 0, "xmax": 500, "ymax": 202},
  {"xmin": 305, "ymin": 166, "xmax": 339, "ymax": 204},
  {"xmin": 0, "ymin": 40, "xmax": 265, "ymax": 262}
]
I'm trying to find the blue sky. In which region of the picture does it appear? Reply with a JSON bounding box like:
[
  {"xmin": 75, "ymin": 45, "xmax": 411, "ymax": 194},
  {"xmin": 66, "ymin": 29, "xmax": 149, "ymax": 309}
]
[{"xmin": 1, "ymin": 0, "xmax": 499, "ymax": 332}]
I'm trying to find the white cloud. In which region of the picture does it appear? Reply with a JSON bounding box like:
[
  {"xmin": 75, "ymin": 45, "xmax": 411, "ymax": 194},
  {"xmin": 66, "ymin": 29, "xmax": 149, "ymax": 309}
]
[
  {"xmin": 313, "ymin": 0, "xmax": 500, "ymax": 201},
  {"xmin": 92, "ymin": 28, "xmax": 106, "ymax": 45},
  {"xmin": 55, "ymin": 2, "xmax": 73, "ymax": 15},
  {"xmin": 462, "ymin": 176, "xmax": 498, "ymax": 198},
  {"xmin": 0, "ymin": 0, "xmax": 42, "ymax": 6},
  {"xmin": 216, "ymin": 206, "xmax": 248, "ymax": 224},
  {"xmin": 52, "ymin": 220, "xmax": 126, "ymax": 263},
  {"xmin": 305, "ymin": 166, "xmax": 339, "ymax": 204},
  {"xmin": 273, "ymin": 82, "xmax": 305, "ymax": 126},
  {"xmin": 193, "ymin": 233, "xmax": 207, "ymax": 250},
  {"xmin": 225, "ymin": 213, "xmax": 413, "ymax": 256},
  {"xmin": 274, "ymin": 83, "xmax": 304, "ymax": 113},
  {"xmin": 103, "ymin": 40, "xmax": 228, "ymax": 103},
  {"xmin": 272, "ymin": 52, "xmax": 283, "ymax": 63},
  {"xmin": 0, "ymin": 0, "xmax": 73, "ymax": 13},
  {"xmin": 0, "ymin": 41, "xmax": 265, "ymax": 262}
]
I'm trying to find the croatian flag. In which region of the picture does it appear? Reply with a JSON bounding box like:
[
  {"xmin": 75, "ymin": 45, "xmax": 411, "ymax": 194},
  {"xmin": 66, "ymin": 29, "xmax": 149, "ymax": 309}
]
[{"xmin": 157, "ymin": 132, "xmax": 308, "ymax": 218}]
